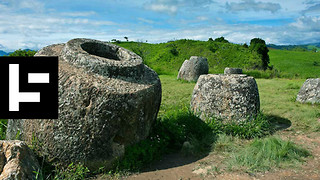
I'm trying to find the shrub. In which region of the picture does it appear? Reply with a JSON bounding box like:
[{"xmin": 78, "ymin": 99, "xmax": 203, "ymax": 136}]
[
  {"xmin": 249, "ymin": 38, "xmax": 270, "ymax": 70},
  {"xmin": 8, "ymin": 49, "xmax": 36, "ymax": 57}
]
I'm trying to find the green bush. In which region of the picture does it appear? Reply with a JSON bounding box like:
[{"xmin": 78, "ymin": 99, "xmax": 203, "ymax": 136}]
[
  {"xmin": 249, "ymin": 38, "xmax": 270, "ymax": 70},
  {"xmin": 8, "ymin": 49, "xmax": 36, "ymax": 57}
]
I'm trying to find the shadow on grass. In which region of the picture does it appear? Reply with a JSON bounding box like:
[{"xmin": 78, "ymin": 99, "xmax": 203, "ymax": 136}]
[
  {"xmin": 116, "ymin": 111, "xmax": 292, "ymax": 173},
  {"xmin": 266, "ymin": 114, "xmax": 292, "ymax": 131},
  {"xmin": 115, "ymin": 109, "xmax": 216, "ymax": 172}
]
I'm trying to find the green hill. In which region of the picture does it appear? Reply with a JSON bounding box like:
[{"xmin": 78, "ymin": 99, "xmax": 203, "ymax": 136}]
[
  {"xmin": 268, "ymin": 49, "xmax": 320, "ymax": 78},
  {"xmin": 114, "ymin": 39, "xmax": 263, "ymax": 75}
]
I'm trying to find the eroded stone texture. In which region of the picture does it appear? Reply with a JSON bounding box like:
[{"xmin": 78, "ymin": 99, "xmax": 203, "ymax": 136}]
[
  {"xmin": 296, "ymin": 78, "xmax": 320, "ymax": 104},
  {"xmin": 6, "ymin": 38, "xmax": 162, "ymax": 170},
  {"xmin": 0, "ymin": 141, "xmax": 40, "ymax": 180},
  {"xmin": 191, "ymin": 74, "xmax": 260, "ymax": 121},
  {"xmin": 177, "ymin": 56, "xmax": 208, "ymax": 82},
  {"xmin": 224, "ymin": 67, "xmax": 243, "ymax": 74}
]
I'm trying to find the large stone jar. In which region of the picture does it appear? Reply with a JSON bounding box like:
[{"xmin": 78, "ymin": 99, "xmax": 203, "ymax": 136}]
[
  {"xmin": 296, "ymin": 78, "xmax": 320, "ymax": 104},
  {"xmin": 6, "ymin": 38, "xmax": 162, "ymax": 170},
  {"xmin": 191, "ymin": 74, "xmax": 260, "ymax": 121}
]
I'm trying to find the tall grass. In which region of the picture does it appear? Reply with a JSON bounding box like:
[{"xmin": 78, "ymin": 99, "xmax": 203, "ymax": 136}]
[{"xmin": 228, "ymin": 136, "xmax": 311, "ymax": 172}]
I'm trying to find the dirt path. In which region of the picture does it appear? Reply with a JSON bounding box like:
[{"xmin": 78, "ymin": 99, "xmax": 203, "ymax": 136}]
[{"xmin": 124, "ymin": 131, "xmax": 320, "ymax": 180}]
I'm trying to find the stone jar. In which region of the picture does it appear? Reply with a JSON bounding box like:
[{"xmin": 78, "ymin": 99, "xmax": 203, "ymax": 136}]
[
  {"xmin": 191, "ymin": 74, "xmax": 260, "ymax": 121},
  {"xmin": 6, "ymin": 38, "xmax": 162, "ymax": 170},
  {"xmin": 177, "ymin": 56, "xmax": 208, "ymax": 82},
  {"xmin": 296, "ymin": 78, "xmax": 320, "ymax": 104}
]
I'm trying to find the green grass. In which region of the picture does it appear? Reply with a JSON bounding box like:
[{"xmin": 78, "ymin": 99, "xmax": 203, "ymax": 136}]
[
  {"xmin": 115, "ymin": 40, "xmax": 263, "ymax": 75},
  {"xmin": 159, "ymin": 75, "xmax": 195, "ymax": 114},
  {"xmin": 227, "ymin": 136, "xmax": 311, "ymax": 172},
  {"xmin": 269, "ymin": 49, "xmax": 320, "ymax": 78},
  {"xmin": 256, "ymin": 78, "xmax": 320, "ymax": 132}
]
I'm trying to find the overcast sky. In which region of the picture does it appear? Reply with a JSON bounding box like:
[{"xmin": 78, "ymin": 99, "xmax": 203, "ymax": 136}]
[{"xmin": 0, "ymin": 0, "xmax": 319, "ymax": 51}]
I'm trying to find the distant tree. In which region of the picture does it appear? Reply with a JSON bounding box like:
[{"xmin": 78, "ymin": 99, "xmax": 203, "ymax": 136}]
[
  {"xmin": 214, "ymin": 36, "xmax": 229, "ymax": 43},
  {"xmin": 208, "ymin": 37, "xmax": 214, "ymax": 41},
  {"xmin": 243, "ymin": 43, "xmax": 249, "ymax": 48},
  {"xmin": 111, "ymin": 39, "xmax": 117, "ymax": 42},
  {"xmin": 124, "ymin": 37, "xmax": 129, "ymax": 41},
  {"xmin": 312, "ymin": 47, "xmax": 317, "ymax": 52},
  {"xmin": 8, "ymin": 49, "xmax": 36, "ymax": 57},
  {"xmin": 249, "ymin": 38, "xmax": 270, "ymax": 70}
]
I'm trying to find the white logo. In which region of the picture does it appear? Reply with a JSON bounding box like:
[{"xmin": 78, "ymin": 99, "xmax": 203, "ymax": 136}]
[{"xmin": 9, "ymin": 64, "xmax": 50, "ymax": 111}]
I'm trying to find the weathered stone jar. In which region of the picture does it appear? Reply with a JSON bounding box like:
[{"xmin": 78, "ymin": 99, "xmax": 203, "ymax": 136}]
[
  {"xmin": 296, "ymin": 78, "xmax": 320, "ymax": 104},
  {"xmin": 191, "ymin": 74, "xmax": 260, "ymax": 121},
  {"xmin": 6, "ymin": 38, "xmax": 162, "ymax": 170},
  {"xmin": 177, "ymin": 56, "xmax": 208, "ymax": 82}
]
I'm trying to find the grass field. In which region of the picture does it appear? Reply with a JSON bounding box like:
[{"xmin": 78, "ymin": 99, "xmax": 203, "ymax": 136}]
[
  {"xmin": 160, "ymin": 75, "xmax": 320, "ymax": 132},
  {"xmin": 269, "ymin": 49, "xmax": 320, "ymax": 78}
]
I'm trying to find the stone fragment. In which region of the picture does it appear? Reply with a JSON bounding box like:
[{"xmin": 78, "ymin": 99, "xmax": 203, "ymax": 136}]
[
  {"xmin": 191, "ymin": 74, "xmax": 260, "ymax": 121},
  {"xmin": 224, "ymin": 67, "xmax": 243, "ymax": 74},
  {"xmin": 177, "ymin": 56, "xmax": 208, "ymax": 82},
  {"xmin": 0, "ymin": 140, "xmax": 40, "ymax": 180},
  {"xmin": 6, "ymin": 38, "xmax": 162, "ymax": 170},
  {"xmin": 296, "ymin": 78, "xmax": 320, "ymax": 104}
]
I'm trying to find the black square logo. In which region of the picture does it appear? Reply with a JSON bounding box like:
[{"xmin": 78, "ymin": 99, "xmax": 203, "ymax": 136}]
[{"xmin": 0, "ymin": 57, "xmax": 58, "ymax": 119}]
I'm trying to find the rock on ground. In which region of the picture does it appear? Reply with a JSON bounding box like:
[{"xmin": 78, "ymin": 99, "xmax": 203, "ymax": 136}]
[
  {"xmin": 6, "ymin": 38, "xmax": 162, "ymax": 170},
  {"xmin": 0, "ymin": 141, "xmax": 40, "ymax": 180},
  {"xmin": 296, "ymin": 78, "xmax": 320, "ymax": 104},
  {"xmin": 224, "ymin": 67, "xmax": 243, "ymax": 74},
  {"xmin": 191, "ymin": 74, "xmax": 260, "ymax": 121},
  {"xmin": 177, "ymin": 56, "xmax": 208, "ymax": 82}
]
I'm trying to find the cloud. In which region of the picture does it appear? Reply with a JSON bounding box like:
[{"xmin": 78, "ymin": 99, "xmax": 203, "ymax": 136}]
[
  {"xmin": 1, "ymin": 0, "xmax": 45, "ymax": 13},
  {"xmin": 146, "ymin": 3, "xmax": 178, "ymax": 14},
  {"xmin": 0, "ymin": 1, "xmax": 119, "ymax": 51},
  {"xmin": 60, "ymin": 11, "xmax": 96, "ymax": 17},
  {"xmin": 137, "ymin": 17, "xmax": 155, "ymax": 24},
  {"xmin": 226, "ymin": 0, "xmax": 281, "ymax": 13},
  {"xmin": 302, "ymin": 3, "xmax": 320, "ymax": 14},
  {"xmin": 197, "ymin": 16, "xmax": 209, "ymax": 21},
  {"xmin": 290, "ymin": 16, "xmax": 320, "ymax": 31},
  {"xmin": 144, "ymin": 0, "xmax": 214, "ymax": 15},
  {"xmin": 304, "ymin": 0, "xmax": 320, "ymax": 5}
]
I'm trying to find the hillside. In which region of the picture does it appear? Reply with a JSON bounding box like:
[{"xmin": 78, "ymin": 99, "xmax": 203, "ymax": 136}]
[
  {"xmin": 268, "ymin": 43, "xmax": 320, "ymax": 51},
  {"xmin": 269, "ymin": 49, "xmax": 320, "ymax": 78},
  {"xmin": 114, "ymin": 39, "xmax": 263, "ymax": 75},
  {"xmin": 0, "ymin": 50, "xmax": 8, "ymax": 56}
]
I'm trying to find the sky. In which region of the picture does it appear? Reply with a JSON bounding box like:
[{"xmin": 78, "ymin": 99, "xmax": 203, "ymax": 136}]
[{"xmin": 1, "ymin": 0, "xmax": 320, "ymax": 51}]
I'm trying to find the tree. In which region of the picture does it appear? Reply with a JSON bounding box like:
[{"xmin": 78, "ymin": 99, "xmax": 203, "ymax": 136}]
[
  {"xmin": 243, "ymin": 43, "xmax": 249, "ymax": 48},
  {"xmin": 8, "ymin": 49, "xmax": 36, "ymax": 57},
  {"xmin": 214, "ymin": 36, "xmax": 229, "ymax": 43},
  {"xmin": 124, "ymin": 37, "xmax": 129, "ymax": 42},
  {"xmin": 208, "ymin": 37, "xmax": 213, "ymax": 41},
  {"xmin": 249, "ymin": 38, "xmax": 270, "ymax": 70}
]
